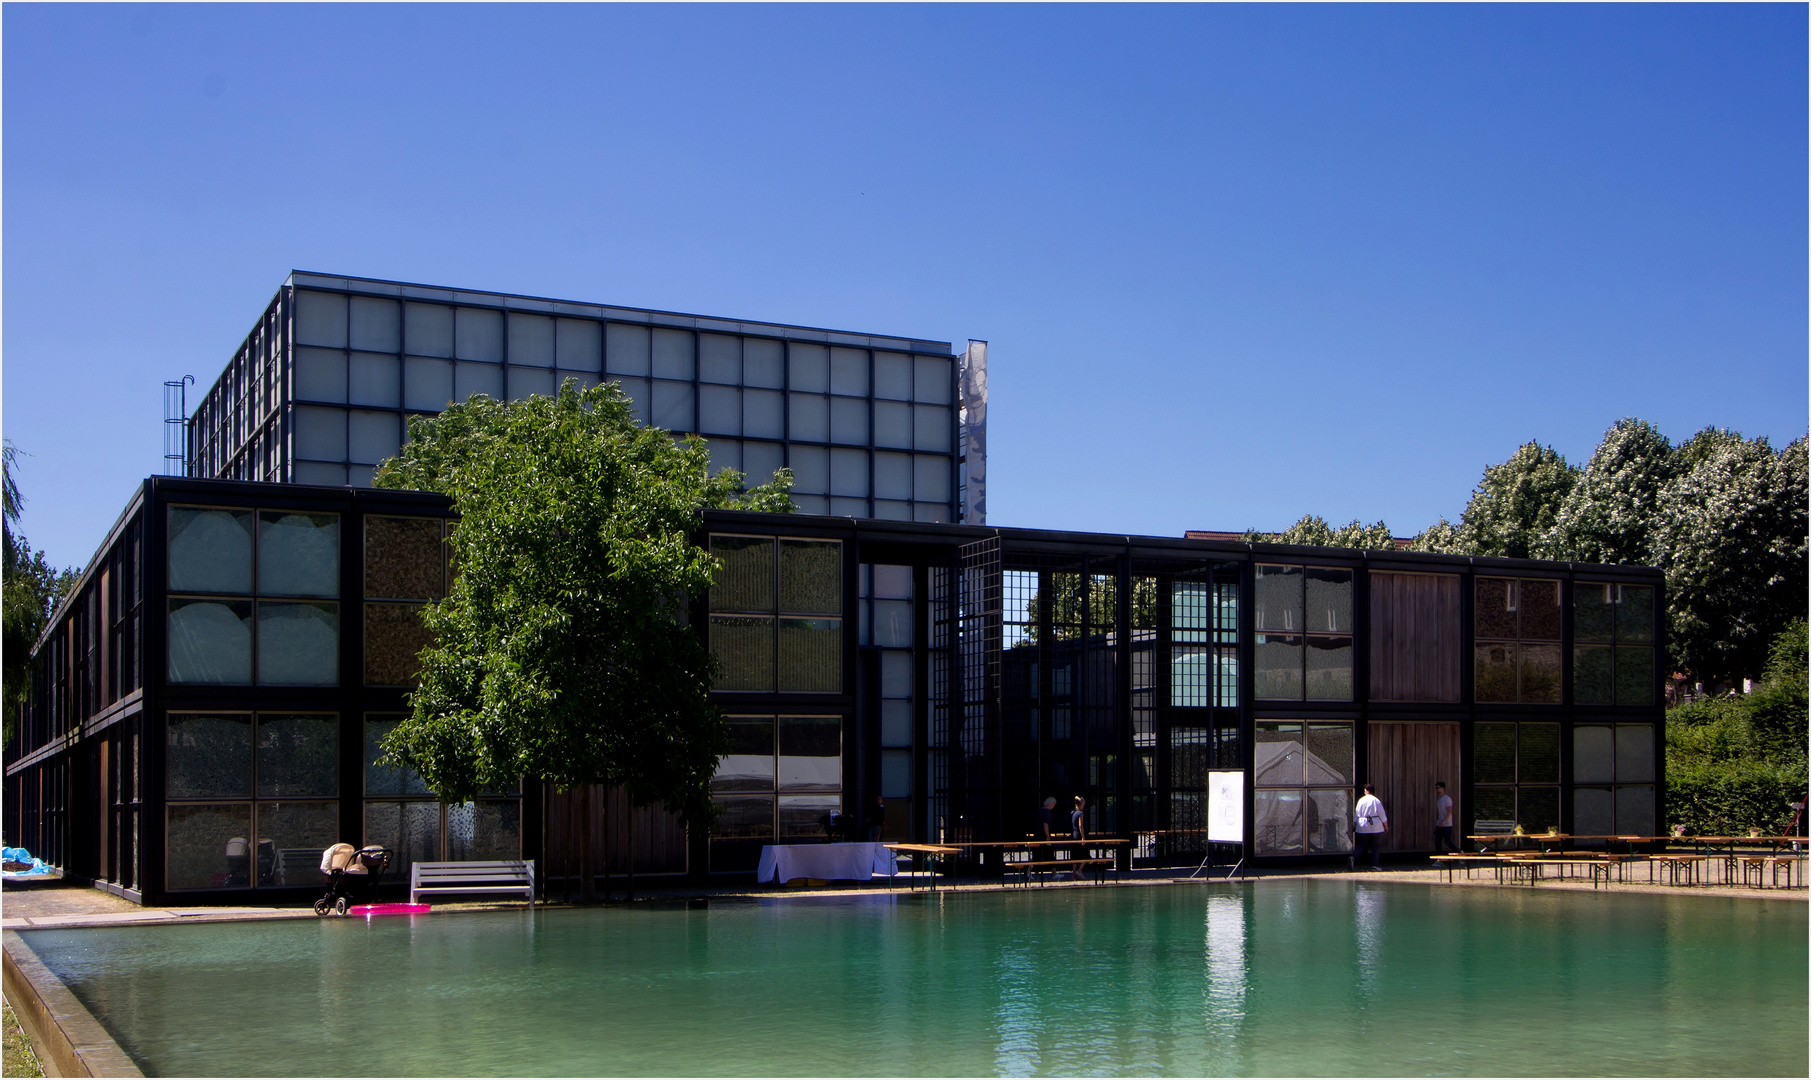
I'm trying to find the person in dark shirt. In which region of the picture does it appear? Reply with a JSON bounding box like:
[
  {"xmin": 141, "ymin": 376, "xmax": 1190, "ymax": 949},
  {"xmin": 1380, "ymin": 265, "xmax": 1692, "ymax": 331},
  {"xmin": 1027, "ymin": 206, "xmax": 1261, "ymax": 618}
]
[
  {"xmin": 1071, "ymin": 796, "xmax": 1087, "ymax": 841},
  {"xmin": 865, "ymin": 795, "xmax": 886, "ymax": 842},
  {"xmin": 1037, "ymin": 797, "xmax": 1056, "ymax": 839}
]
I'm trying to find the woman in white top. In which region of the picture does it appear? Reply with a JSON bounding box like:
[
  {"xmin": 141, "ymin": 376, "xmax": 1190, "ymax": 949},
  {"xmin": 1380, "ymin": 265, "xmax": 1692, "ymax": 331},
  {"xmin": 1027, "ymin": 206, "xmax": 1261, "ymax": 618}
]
[{"xmin": 1353, "ymin": 785, "xmax": 1388, "ymax": 870}]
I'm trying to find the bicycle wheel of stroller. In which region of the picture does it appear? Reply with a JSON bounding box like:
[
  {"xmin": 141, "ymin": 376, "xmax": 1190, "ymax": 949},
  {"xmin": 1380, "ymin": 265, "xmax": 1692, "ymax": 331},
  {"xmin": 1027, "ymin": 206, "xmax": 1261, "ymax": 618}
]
[
  {"xmin": 334, "ymin": 897, "xmax": 349, "ymax": 916},
  {"xmin": 314, "ymin": 897, "xmax": 332, "ymax": 916}
]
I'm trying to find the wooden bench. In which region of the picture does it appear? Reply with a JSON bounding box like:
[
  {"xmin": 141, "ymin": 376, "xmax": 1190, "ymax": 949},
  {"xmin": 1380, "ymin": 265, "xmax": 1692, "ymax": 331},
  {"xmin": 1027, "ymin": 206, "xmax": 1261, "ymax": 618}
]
[
  {"xmin": 1016, "ymin": 858, "xmax": 1116, "ymax": 887},
  {"xmin": 1648, "ymin": 854, "xmax": 1705, "ymax": 886},
  {"xmin": 1432, "ymin": 854, "xmax": 1500, "ymax": 883},
  {"xmin": 410, "ymin": 860, "xmax": 537, "ymax": 907}
]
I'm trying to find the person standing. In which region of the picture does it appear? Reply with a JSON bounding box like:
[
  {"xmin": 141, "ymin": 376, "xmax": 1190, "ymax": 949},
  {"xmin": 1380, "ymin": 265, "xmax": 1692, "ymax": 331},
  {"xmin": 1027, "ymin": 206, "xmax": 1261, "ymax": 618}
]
[
  {"xmin": 1071, "ymin": 796, "xmax": 1087, "ymax": 841},
  {"xmin": 1353, "ymin": 784, "xmax": 1388, "ymax": 870},
  {"xmin": 1038, "ymin": 796, "xmax": 1057, "ymax": 840},
  {"xmin": 1433, "ymin": 782, "xmax": 1456, "ymax": 853}
]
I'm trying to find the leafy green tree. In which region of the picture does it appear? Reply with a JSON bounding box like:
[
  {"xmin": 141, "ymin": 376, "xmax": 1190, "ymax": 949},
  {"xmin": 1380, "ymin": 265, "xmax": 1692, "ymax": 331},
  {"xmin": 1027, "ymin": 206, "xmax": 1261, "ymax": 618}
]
[
  {"xmin": 1540, "ymin": 419, "xmax": 1672, "ymax": 565},
  {"xmin": 373, "ymin": 380, "xmax": 793, "ymax": 900},
  {"xmin": 3, "ymin": 442, "xmax": 80, "ymax": 739},
  {"xmin": 1452, "ymin": 441, "xmax": 1578, "ymax": 559},
  {"xmin": 1242, "ymin": 514, "xmax": 1397, "ymax": 551},
  {"xmin": 1406, "ymin": 517, "xmax": 1468, "ymax": 554}
]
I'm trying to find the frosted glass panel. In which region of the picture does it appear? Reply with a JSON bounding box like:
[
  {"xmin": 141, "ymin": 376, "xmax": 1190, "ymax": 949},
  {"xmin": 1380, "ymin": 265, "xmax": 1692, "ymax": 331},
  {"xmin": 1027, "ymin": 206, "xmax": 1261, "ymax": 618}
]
[
  {"xmin": 789, "ymin": 394, "xmax": 829, "ymax": 442},
  {"xmin": 349, "ymin": 297, "xmax": 401, "ymax": 353},
  {"xmin": 707, "ymin": 439, "xmax": 741, "ymax": 476},
  {"xmin": 292, "ymin": 462, "xmax": 346, "ymax": 486},
  {"xmin": 743, "ymin": 441, "xmax": 784, "ymax": 487},
  {"xmin": 831, "ymin": 448, "xmax": 869, "ymax": 497},
  {"xmin": 507, "ymin": 366, "xmax": 555, "ymax": 400},
  {"xmin": 744, "ymin": 338, "xmax": 784, "ymax": 387},
  {"xmin": 348, "ymin": 465, "xmax": 376, "ymax": 489},
  {"xmin": 700, "ymin": 385, "xmax": 741, "ymax": 435},
  {"xmin": 555, "ymin": 319, "xmax": 602, "ymax": 372},
  {"xmin": 914, "ymin": 404, "xmax": 952, "ymax": 451},
  {"xmin": 455, "ymin": 361, "xmax": 503, "ymax": 401},
  {"xmin": 912, "ymin": 502, "xmax": 949, "ymax": 523},
  {"xmin": 789, "ymin": 445, "xmax": 829, "ymax": 494},
  {"xmin": 606, "ymin": 324, "xmax": 651, "ymax": 376},
  {"xmin": 294, "ymin": 290, "xmax": 347, "ymax": 347},
  {"xmin": 616, "ymin": 378, "xmax": 651, "ymax": 424},
  {"xmin": 167, "ymin": 714, "xmax": 253, "ymax": 798},
  {"xmin": 169, "ymin": 508, "xmax": 253, "ymax": 593},
  {"xmin": 791, "ymin": 495, "xmax": 828, "ymax": 515},
  {"xmin": 364, "ymin": 718, "xmax": 432, "ymax": 797},
  {"xmin": 403, "ymin": 357, "xmax": 453, "ymax": 411},
  {"xmin": 349, "ymin": 352, "xmax": 400, "ymax": 407},
  {"xmin": 259, "ymin": 512, "xmax": 339, "ymax": 597},
  {"xmin": 256, "ymin": 715, "xmax": 339, "ymax": 798},
  {"xmin": 743, "ymin": 389, "xmax": 784, "ymax": 439},
  {"xmin": 873, "ymin": 500, "xmax": 911, "ymax": 521},
  {"xmin": 789, "ymin": 343, "xmax": 829, "ymax": 393},
  {"xmin": 652, "ymin": 380, "xmax": 694, "ymax": 431},
  {"xmin": 882, "ymin": 750, "xmax": 912, "ymax": 798},
  {"xmin": 403, "ymin": 303, "xmax": 453, "ymax": 357},
  {"xmin": 294, "ymin": 406, "xmax": 348, "ymax": 462},
  {"xmin": 874, "ymin": 352, "xmax": 912, "ymax": 400},
  {"xmin": 168, "ymin": 599, "xmax": 252, "ymax": 683},
  {"xmin": 455, "ymin": 307, "xmax": 504, "ymax": 362},
  {"xmin": 652, "ymin": 329, "xmax": 695, "ymax": 380},
  {"xmin": 830, "ymin": 498, "xmax": 868, "ymax": 518},
  {"xmin": 700, "ymin": 334, "xmax": 741, "ymax": 384},
  {"xmin": 165, "ymin": 804, "xmax": 253, "ymax": 890},
  {"xmin": 874, "ymin": 401, "xmax": 912, "ymax": 448},
  {"xmin": 914, "ymin": 455, "xmax": 951, "ymax": 502},
  {"xmin": 293, "ymin": 348, "xmax": 347, "ymax": 403},
  {"xmin": 914, "ymin": 356, "xmax": 953, "ymax": 404},
  {"xmin": 830, "ymin": 348, "xmax": 869, "ymax": 396},
  {"xmin": 348, "ymin": 410, "xmax": 401, "ymax": 465},
  {"xmin": 365, "ymin": 602, "xmax": 432, "ymax": 687},
  {"xmin": 874, "ymin": 452, "xmax": 912, "ymax": 500},
  {"xmin": 258, "ymin": 602, "xmax": 338, "ymax": 685},
  {"xmin": 556, "ymin": 369, "xmax": 600, "ymax": 392},
  {"xmin": 831, "ymin": 397, "xmax": 869, "ymax": 445},
  {"xmin": 507, "ymin": 314, "xmax": 555, "ymax": 366}
]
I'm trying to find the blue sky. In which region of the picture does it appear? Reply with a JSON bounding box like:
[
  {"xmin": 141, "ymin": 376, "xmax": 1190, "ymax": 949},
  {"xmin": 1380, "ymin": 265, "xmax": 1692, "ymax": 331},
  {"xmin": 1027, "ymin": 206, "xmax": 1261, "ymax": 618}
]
[{"xmin": 4, "ymin": 4, "xmax": 1805, "ymax": 568}]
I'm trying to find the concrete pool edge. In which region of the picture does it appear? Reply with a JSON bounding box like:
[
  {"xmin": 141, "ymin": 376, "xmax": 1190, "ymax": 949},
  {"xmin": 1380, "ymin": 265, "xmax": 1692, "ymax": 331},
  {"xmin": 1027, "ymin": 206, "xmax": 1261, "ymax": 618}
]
[{"xmin": 3, "ymin": 931, "xmax": 144, "ymax": 1078}]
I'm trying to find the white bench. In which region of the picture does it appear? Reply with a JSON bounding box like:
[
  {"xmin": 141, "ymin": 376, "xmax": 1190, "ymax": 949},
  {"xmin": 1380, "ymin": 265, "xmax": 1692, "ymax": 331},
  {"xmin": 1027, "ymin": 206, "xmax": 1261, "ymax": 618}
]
[{"xmin": 410, "ymin": 860, "xmax": 536, "ymax": 907}]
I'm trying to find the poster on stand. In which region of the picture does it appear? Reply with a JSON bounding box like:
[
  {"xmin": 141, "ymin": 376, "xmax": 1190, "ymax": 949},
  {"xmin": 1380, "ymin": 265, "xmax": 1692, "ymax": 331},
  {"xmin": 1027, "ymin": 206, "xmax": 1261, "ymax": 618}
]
[{"xmin": 1207, "ymin": 771, "xmax": 1244, "ymax": 844}]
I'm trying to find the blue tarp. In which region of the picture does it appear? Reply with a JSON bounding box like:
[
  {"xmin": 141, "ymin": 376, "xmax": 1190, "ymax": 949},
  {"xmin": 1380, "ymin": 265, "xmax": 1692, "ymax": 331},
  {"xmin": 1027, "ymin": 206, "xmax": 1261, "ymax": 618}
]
[{"xmin": 2, "ymin": 845, "xmax": 53, "ymax": 879}]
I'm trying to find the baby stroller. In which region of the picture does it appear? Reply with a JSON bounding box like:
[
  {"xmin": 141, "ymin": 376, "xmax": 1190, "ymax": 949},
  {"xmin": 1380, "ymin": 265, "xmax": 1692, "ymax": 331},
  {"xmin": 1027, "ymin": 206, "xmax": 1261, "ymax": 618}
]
[{"xmin": 314, "ymin": 844, "xmax": 392, "ymax": 916}]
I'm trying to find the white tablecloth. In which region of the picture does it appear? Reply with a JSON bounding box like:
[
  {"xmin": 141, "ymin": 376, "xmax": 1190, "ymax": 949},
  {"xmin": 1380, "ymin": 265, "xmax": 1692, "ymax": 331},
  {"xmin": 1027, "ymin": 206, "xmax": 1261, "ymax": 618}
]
[{"xmin": 756, "ymin": 843, "xmax": 897, "ymax": 884}]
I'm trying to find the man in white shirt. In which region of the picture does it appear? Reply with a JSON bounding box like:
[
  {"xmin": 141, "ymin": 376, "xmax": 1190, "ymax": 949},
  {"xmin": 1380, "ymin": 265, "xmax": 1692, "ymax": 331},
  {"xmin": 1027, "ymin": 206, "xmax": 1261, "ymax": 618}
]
[
  {"xmin": 1353, "ymin": 784, "xmax": 1388, "ymax": 871},
  {"xmin": 1434, "ymin": 782, "xmax": 1456, "ymax": 853}
]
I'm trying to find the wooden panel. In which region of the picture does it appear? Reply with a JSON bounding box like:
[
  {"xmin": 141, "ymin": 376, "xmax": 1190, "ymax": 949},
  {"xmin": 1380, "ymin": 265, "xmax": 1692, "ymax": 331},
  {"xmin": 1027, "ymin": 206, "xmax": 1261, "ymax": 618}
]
[
  {"xmin": 1367, "ymin": 722, "xmax": 1460, "ymax": 853},
  {"xmin": 1369, "ymin": 572, "xmax": 1461, "ymax": 702},
  {"xmin": 543, "ymin": 785, "xmax": 689, "ymax": 879}
]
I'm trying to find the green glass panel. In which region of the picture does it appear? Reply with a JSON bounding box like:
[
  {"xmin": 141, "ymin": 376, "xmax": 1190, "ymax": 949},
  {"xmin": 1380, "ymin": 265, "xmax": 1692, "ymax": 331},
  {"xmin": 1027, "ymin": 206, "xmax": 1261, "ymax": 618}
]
[
  {"xmin": 1474, "ymin": 578, "xmax": 1517, "ymax": 639},
  {"xmin": 777, "ymin": 618, "xmax": 840, "ymax": 693},
  {"xmin": 777, "ymin": 540, "xmax": 841, "ymax": 615},
  {"xmin": 1518, "ymin": 787, "xmax": 1560, "ymax": 833},
  {"xmin": 1616, "ymin": 585, "xmax": 1655, "ymax": 643},
  {"xmin": 1615, "ymin": 646, "xmax": 1653, "ymax": 705},
  {"xmin": 710, "ymin": 536, "xmax": 775, "ymax": 613},
  {"xmin": 1474, "ymin": 723, "xmax": 1516, "ymax": 785},
  {"xmin": 1474, "ymin": 642, "xmax": 1516, "ymax": 703},
  {"xmin": 1518, "ymin": 723, "xmax": 1561, "ymax": 784},
  {"xmin": 1574, "ymin": 645, "xmax": 1614, "ymax": 704},
  {"xmin": 1519, "ymin": 644, "xmax": 1562, "ymax": 704},
  {"xmin": 1573, "ymin": 582, "xmax": 1615, "ymax": 643},
  {"xmin": 710, "ymin": 615, "xmax": 774, "ymax": 692},
  {"xmin": 1520, "ymin": 580, "xmax": 1562, "ymax": 641}
]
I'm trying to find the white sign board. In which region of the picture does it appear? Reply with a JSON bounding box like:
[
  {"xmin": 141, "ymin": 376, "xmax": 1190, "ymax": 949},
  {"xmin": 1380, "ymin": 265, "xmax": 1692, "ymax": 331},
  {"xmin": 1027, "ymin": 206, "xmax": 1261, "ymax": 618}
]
[{"xmin": 1207, "ymin": 770, "xmax": 1245, "ymax": 844}]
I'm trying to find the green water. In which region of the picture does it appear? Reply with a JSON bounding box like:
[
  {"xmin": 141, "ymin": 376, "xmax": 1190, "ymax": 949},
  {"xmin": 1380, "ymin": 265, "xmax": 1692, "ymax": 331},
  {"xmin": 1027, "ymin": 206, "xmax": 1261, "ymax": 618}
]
[{"xmin": 19, "ymin": 881, "xmax": 1808, "ymax": 1077}]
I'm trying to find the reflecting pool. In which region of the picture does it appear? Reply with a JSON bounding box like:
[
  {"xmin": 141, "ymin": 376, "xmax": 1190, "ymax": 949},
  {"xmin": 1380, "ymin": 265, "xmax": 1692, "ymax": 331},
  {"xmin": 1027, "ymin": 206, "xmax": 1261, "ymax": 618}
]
[{"xmin": 19, "ymin": 881, "xmax": 1807, "ymax": 1076}]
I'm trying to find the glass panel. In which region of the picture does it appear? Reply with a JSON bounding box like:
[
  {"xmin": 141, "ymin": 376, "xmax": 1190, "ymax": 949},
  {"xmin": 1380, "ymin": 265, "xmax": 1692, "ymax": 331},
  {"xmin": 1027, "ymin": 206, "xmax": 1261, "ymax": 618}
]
[
  {"xmin": 913, "ymin": 356, "xmax": 952, "ymax": 404},
  {"xmin": 742, "ymin": 442, "xmax": 784, "ymax": 488},
  {"xmin": 1574, "ymin": 645, "xmax": 1614, "ymax": 705},
  {"xmin": 779, "ymin": 540, "xmax": 841, "ymax": 614},
  {"xmin": 1304, "ymin": 636, "xmax": 1352, "ymax": 701},
  {"xmin": 652, "ymin": 380, "xmax": 694, "ymax": 431},
  {"xmin": 169, "ymin": 508, "xmax": 253, "ymax": 594},
  {"xmin": 881, "ymin": 750, "xmax": 911, "ymax": 799},
  {"xmin": 874, "ymin": 352, "xmax": 911, "ymax": 400},
  {"xmin": 1254, "ymin": 723, "xmax": 1303, "ymax": 787},
  {"xmin": 1474, "ymin": 578, "xmax": 1517, "ymax": 639},
  {"xmin": 293, "ymin": 347, "xmax": 347, "ymax": 403},
  {"xmin": 507, "ymin": 314, "xmax": 555, "ymax": 366},
  {"xmin": 872, "ymin": 600, "xmax": 911, "ymax": 648},
  {"xmin": 1473, "ymin": 723, "xmax": 1516, "ymax": 785},
  {"xmin": 913, "ymin": 404, "xmax": 951, "ymax": 453},
  {"xmin": 829, "ymin": 348, "xmax": 869, "ymax": 397},
  {"xmin": 404, "ymin": 357, "xmax": 454, "ymax": 412},
  {"xmin": 255, "ymin": 802, "xmax": 339, "ymax": 886},
  {"xmin": 1253, "ymin": 635, "xmax": 1302, "ymax": 699},
  {"xmin": 365, "ymin": 517, "xmax": 444, "ymax": 600},
  {"xmin": 1518, "ymin": 787, "xmax": 1560, "ymax": 834},
  {"xmin": 455, "ymin": 361, "xmax": 503, "ymax": 401},
  {"xmin": 777, "ymin": 794, "xmax": 841, "ymax": 840},
  {"xmin": 711, "ymin": 615, "xmax": 774, "ymax": 692},
  {"xmin": 742, "ymin": 389, "xmax": 784, "ymax": 439},
  {"xmin": 616, "ymin": 378, "xmax": 651, "ymax": 425},
  {"xmin": 507, "ymin": 366, "xmax": 556, "ymax": 400},
  {"xmin": 788, "ymin": 446, "xmax": 829, "ymax": 495},
  {"xmin": 913, "ymin": 455, "xmax": 951, "ymax": 503},
  {"xmin": 1253, "ymin": 789, "xmax": 1302, "ymax": 855},
  {"xmin": 168, "ymin": 599, "xmax": 252, "ymax": 684},
  {"xmin": 699, "ymin": 334, "xmax": 741, "ymax": 384},
  {"xmin": 294, "ymin": 290, "xmax": 347, "ymax": 348},
  {"xmin": 707, "ymin": 439, "xmax": 741, "ymax": 477},
  {"xmin": 1305, "ymin": 568, "xmax": 1352, "ymax": 633},
  {"xmin": 364, "ymin": 717, "xmax": 431, "ymax": 797},
  {"xmin": 349, "ymin": 297, "xmax": 401, "ymax": 352},
  {"xmin": 167, "ymin": 714, "xmax": 252, "ymax": 798},
  {"xmin": 348, "ymin": 410, "xmax": 401, "ymax": 465},
  {"xmin": 1571, "ymin": 790, "xmax": 1615, "ymax": 840},
  {"xmin": 1170, "ymin": 646, "xmax": 1209, "ymax": 707},
  {"xmin": 363, "ymin": 801, "xmax": 442, "ymax": 876},
  {"xmin": 1615, "ymin": 785, "xmax": 1654, "ymax": 836},
  {"xmin": 257, "ymin": 602, "xmax": 338, "ymax": 686},
  {"xmin": 650, "ymin": 329, "xmax": 695, "ymax": 380},
  {"xmin": 556, "ymin": 318, "xmax": 603, "ymax": 373},
  {"xmin": 712, "ymin": 795, "xmax": 774, "ymax": 839},
  {"xmin": 295, "ymin": 405, "xmax": 349, "ymax": 461},
  {"xmin": 1519, "ymin": 644, "xmax": 1561, "ymax": 703},
  {"xmin": 778, "ymin": 717, "xmax": 841, "ymax": 790},
  {"xmin": 1304, "ymin": 788, "xmax": 1352, "ymax": 854},
  {"xmin": 831, "ymin": 397, "xmax": 869, "ymax": 445},
  {"xmin": 788, "ymin": 393, "xmax": 829, "ymax": 442},
  {"xmin": 1472, "ymin": 787, "xmax": 1516, "ymax": 828},
  {"xmin": 881, "ymin": 649, "xmax": 912, "ymax": 698},
  {"xmin": 1254, "ymin": 565, "xmax": 1302, "ymax": 632},
  {"xmin": 830, "ymin": 449, "xmax": 869, "ymax": 498},
  {"xmin": 873, "ymin": 500, "xmax": 911, "ymax": 522},
  {"xmin": 1574, "ymin": 582, "xmax": 1615, "ymax": 643},
  {"xmin": 1615, "ymin": 646, "xmax": 1654, "ymax": 705},
  {"xmin": 699, "ymin": 385, "xmax": 741, "ymax": 435},
  {"xmin": 713, "ymin": 717, "xmax": 776, "ymax": 792},
  {"xmin": 1573, "ymin": 724, "xmax": 1614, "ymax": 784},
  {"xmin": 255, "ymin": 715, "xmax": 337, "ymax": 798},
  {"xmin": 454, "ymin": 307, "xmax": 503, "ymax": 362},
  {"xmin": 778, "ymin": 618, "xmax": 841, "ymax": 693},
  {"xmin": 605, "ymin": 324, "xmax": 652, "ymax": 377},
  {"xmin": 788, "ymin": 343, "xmax": 829, "ymax": 393},
  {"xmin": 1473, "ymin": 642, "xmax": 1516, "ymax": 703},
  {"xmin": 1615, "ymin": 724, "xmax": 1655, "ymax": 783},
  {"xmin": 873, "ymin": 565, "xmax": 912, "ymax": 600},
  {"xmin": 792, "ymin": 495, "xmax": 829, "ymax": 516},
  {"xmin": 711, "ymin": 536, "xmax": 775, "ymax": 612},
  {"xmin": 166, "ymin": 803, "xmax": 253, "ymax": 889},
  {"xmin": 292, "ymin": 462, "xmax": 346, "ymax": 486},
  {"xmin": 1520, "ymin": 579, "xmax": 1562, "ymax": 641},
  {"xmin": 1616, "ymin": 585, "xmax": 1655, "ymax": 643},
  {"xmin": 742, "ymin": 338, "xmax": 784, "ymax": 388},
  {"xmin": 349, "ymin": 352, "xmax": 400, "ymax": 407},
  {"xmin": 873, "ymin": 401, "xmax": 912, "ymax": 449},
  {"xmin": 447, "ymin": 800, "xmax": 521, "ymax": 861},
  {"xmin": 366, "ymin": 603, "xmax": 433, "ymax": 687},
  {"xmin": 881, "ymin": 700, "xmax": 912, "ymax": 747},
  {"xmin": 403, "ymin": 302, "xmax": 454, "ymax": 357},
  {"xmin": 1518, "ymin": 722, "xmax": 1561, "ymax": 784},
  {"xmin": 1304, "ymin": 724, "xmax": 1354, "ymax": 786},
  {"xmin": 258, "ymin": 512, "xmax": 339, "ymax": 597}
]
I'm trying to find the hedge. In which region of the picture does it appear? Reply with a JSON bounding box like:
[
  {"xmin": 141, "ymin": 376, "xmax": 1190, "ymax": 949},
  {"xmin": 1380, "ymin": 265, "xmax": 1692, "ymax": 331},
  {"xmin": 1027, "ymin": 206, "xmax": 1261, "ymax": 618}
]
[{"xmin": 1664, "ymin": 759, "xmax": 1807, "ymax": 836}]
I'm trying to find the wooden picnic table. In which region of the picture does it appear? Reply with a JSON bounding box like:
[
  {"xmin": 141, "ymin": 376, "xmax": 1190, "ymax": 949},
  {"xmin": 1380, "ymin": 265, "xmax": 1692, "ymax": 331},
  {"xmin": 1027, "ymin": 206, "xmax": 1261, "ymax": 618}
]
[{"xmin": 883, "ymin": 843, "xmax": 961, "ymax": 891}]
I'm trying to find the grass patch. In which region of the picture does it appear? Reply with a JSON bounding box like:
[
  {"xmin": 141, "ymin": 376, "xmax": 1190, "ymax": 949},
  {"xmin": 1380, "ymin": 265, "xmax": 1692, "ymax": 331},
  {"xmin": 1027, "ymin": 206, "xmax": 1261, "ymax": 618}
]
[{"xmin": 2, "ymin": 997, "xmax": 45, "ymax": 1078}]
